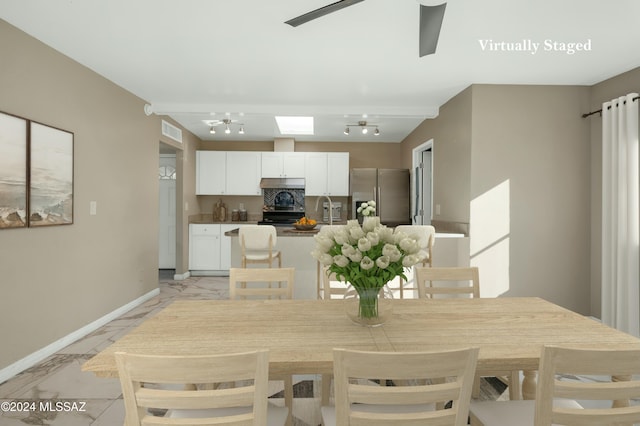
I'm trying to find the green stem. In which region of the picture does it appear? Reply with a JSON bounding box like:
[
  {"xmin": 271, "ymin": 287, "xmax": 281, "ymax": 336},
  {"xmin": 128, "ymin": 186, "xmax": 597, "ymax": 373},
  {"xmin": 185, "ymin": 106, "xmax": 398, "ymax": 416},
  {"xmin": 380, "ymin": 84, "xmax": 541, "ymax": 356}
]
[{"xmin": 357, "ymin": 288, "xmax": 380, "ymax": 319}]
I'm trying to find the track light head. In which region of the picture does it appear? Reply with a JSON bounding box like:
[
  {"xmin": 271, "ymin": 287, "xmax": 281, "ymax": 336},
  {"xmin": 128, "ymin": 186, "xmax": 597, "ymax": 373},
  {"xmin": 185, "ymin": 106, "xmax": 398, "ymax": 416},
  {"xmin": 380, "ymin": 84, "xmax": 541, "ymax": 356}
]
[{"xmin": 344, "ymin": 120, "xmax": 380, "ymax": 136}]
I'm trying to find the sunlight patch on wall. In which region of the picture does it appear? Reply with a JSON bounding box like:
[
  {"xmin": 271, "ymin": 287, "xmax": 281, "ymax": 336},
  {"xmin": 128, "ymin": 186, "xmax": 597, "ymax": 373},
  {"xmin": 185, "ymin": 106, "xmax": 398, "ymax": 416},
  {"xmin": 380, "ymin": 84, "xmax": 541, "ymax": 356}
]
[{"xmin": 470, "ymin": 179, "xmax": 510, "ymax": 297}]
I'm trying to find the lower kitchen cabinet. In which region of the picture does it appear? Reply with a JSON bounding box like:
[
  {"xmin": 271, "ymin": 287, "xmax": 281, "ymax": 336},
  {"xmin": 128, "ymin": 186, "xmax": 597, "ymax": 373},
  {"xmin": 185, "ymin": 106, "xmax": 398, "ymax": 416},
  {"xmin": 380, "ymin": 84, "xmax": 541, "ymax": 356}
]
[{"xmin": 189, "ymin": 224, "xmax": 238, "ymax": 273}]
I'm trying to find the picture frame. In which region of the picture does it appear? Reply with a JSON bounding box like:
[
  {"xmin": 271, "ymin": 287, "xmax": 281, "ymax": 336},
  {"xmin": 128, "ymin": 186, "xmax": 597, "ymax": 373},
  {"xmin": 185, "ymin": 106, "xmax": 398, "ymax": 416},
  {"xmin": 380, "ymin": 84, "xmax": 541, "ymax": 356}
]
[
  {"xmin": 28, "ymin": 121, "xmax": 74, "ymax": 227},
  {"xmin": 0, "ymin": 111, "xmax": 28, "ymax": 229}
]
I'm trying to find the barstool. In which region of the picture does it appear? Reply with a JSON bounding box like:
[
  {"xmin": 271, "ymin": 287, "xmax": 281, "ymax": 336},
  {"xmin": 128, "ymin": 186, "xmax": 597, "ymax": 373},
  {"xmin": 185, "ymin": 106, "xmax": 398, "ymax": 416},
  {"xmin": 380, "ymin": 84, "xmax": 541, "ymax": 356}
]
[{"xmin": 239, "ymin": 225, "xmax": 281, "ymax": 268}]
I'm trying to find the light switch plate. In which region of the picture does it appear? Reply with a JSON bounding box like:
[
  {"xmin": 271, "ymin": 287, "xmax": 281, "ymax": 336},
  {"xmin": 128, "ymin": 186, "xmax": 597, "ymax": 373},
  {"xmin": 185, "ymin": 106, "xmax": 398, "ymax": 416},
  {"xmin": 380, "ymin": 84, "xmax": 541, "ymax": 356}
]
[{"xmin": 90, "ymin": 201, "xmax": 97, "ymax": 215}]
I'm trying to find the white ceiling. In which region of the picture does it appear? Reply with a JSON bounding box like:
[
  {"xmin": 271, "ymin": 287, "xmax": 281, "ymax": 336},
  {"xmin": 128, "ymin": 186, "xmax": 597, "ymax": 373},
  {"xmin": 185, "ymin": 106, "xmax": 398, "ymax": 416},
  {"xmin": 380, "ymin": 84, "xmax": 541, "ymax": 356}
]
[{"xmin": 2, "ymin": 0, "xmax": 640, "ymax": 143}]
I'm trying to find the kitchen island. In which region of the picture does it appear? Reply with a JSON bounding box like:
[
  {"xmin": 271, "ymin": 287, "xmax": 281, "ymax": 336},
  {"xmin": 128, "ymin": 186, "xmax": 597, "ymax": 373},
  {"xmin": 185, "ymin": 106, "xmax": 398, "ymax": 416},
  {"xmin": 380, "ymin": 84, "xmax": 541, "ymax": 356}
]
[
  {"xmin": 225, "ymin": 226, "xmax": 322, "ymax": 300},
  {"xmin": 224, "ymin": 225, "xmax": 470, "ymax": 300}
]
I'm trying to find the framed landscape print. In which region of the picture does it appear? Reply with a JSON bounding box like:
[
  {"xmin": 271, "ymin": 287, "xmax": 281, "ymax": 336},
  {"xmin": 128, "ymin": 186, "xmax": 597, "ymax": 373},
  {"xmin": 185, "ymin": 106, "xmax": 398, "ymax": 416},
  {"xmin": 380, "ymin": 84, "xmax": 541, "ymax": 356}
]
[
  {"xmin": 29, "ymin": 121, "xmax": 74, "ymax": 227},
  {"xmin": 0, "ymin": 111, "xmax": 28, "ymax": 229}
]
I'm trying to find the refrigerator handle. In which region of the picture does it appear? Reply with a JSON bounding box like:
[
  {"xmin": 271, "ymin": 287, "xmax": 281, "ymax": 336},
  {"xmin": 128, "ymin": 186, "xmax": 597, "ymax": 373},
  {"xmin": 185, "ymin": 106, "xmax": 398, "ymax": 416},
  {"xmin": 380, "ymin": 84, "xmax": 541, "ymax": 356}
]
[
  {"xmin": 414, "ymin": 166, "xmax": 421, "ymax": 221},
  {"xmin": 376, "ymin": 186, "xmax": 381, "ymax": 209}
]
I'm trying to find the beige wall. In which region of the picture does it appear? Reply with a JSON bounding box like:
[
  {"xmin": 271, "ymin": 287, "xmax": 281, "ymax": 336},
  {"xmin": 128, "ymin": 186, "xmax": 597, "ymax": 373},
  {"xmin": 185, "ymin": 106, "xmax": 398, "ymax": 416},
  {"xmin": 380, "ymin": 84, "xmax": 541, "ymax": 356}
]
[
  {"xmin": 0, "ymin": 20, "xmax": 163, "ymax": 370},
  {"xmin": 401, "ymin": 84, "xmax": 593, "ymax": 313},
  {"xmin": 470, "ymin": 85, "xmax": 591, "ymax": 314},
  {"xmin": 402, "ymin": 86, "xmax": 473, "ymax": 223},
  {"xmin": 587, "ymin": 66, "xmax": 640, "ymax": 317}
]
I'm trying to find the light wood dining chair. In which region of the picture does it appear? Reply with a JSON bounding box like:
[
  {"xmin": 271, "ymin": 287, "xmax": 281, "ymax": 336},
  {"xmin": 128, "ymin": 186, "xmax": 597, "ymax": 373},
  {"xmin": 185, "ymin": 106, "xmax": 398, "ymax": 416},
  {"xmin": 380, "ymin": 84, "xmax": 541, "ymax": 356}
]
[
  {"xmin": 318, "ymin": 266, "xmax": 350, "ymax": 406},
  {"xmin": 320, "ymin": 265, "xmax": 349, "ymax": 300},
  {"xmin": 321, "ymin": 347, "xmax": 479, "ymax": 426},
  {"xmin": 469, "ymin": 345, "xmax": 640, "ymax": 426},
  {"xmin": 228, "ymin": 267, "xmax": 295, "ymax": 425},
  {"xmin": 239, "ymin": 224, "xmax": 281, "ymax": 268},
  {"xmin": 415, "ymin": 266, "xmax": 480, "ymax": 299},
  {"xmin": 115, "ymin": 349, "xmax": 288, "ymax": 426},
  {"xmin": 415, "ymin": 266, "xmax": 520, "ymax": 401},
  {"xmin": 393, "ymin": 225, "xmax": 436, "ymax": 299},
  {"xmin": 229, "ymin": 267, "xmax": 294, "ymax": 300}
]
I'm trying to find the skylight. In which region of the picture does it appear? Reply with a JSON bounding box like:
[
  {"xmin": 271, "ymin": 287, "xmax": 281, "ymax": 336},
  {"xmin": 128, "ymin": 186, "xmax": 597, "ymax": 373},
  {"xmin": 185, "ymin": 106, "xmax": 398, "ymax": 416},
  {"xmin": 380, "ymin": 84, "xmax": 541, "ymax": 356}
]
[{"xmin": 275, "ymin": 116, "xmax": 314, "ymax": 135}]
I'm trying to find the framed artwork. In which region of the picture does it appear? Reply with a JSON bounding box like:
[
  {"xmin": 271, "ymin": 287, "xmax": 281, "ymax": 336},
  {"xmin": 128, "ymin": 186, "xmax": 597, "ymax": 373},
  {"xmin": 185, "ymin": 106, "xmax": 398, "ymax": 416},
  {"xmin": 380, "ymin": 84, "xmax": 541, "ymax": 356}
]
[
  {"xmin": 0, "ymin": 111, "xmax": 28, "ymax": 229},
  {"xmin": 29, "ymin": 121, "xmax": 74, "ymax": 227}
]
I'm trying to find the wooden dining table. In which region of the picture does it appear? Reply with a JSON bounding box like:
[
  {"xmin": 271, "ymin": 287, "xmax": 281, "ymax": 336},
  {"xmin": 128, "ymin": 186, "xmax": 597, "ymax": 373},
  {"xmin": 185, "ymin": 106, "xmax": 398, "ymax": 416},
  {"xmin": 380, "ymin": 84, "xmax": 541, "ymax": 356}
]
[{"xmin": 82, "ymin": 297, "xmax": 640, "ymax": 400}]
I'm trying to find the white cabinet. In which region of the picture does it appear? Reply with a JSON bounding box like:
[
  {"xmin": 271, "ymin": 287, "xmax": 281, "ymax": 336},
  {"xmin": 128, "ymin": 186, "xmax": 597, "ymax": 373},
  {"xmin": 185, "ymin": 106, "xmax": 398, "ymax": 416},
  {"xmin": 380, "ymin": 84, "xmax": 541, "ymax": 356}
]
[
  {"xmin": 327, "ymin": 152, "xmax": 350, "ymax": 195},
  {"xmin": 196, "ymin": 151, "xmax": 226, "ymax": 195},
  {"xmin": 196, "ymin": 151, "xmax": 261, "ymax": 195},
  {"xmin": 189, "ymin": 224, "xmax": 238, "ymax": 272},
  {"xmin": 261, "ymin": 152, "xmax": 305, "ymax": 178},
  {"xmin": 226, "ymin": 151, "xmax": 262, "ymax": 195},
  {"xmin": 189, "ymin": 224, "xmax": 221, "ymax": 270},
  {"xmin": 304, "ymin": 152, "xmax": 349, "ymax": 196}
]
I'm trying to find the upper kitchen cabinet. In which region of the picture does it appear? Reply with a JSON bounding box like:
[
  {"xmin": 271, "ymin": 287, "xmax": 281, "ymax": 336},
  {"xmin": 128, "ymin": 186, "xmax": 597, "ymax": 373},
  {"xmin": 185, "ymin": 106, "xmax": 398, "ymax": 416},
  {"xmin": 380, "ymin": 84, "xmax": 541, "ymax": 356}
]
[
  {"xmin": 226, "ymin": 151, "xmax": 262, "ymax": 195},
  {"xmin": 196, "ymin": 151, "xmax": 226, "ymax": 195},
  {"xmin": 261, "ymin": 152, "xmax": 306, "ymax": 178},
  {"xmin": 304, "ymin": 152, "xmax": 349, "ymax": 196},
  {"xmin": 196, "ymin": 151, "xmax": 261, "ymax": 195}
]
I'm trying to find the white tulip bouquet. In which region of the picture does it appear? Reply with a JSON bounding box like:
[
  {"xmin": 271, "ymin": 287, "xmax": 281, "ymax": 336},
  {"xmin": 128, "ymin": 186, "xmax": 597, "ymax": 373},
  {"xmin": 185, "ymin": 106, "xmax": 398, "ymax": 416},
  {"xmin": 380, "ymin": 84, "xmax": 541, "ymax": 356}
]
[
  {"xmin": 312, "ymin": 217, "xmax": 427, "ymax": 319},
  {"xmin": 357, "ymin": 200, "xmax": 376, "ymax": 217}
]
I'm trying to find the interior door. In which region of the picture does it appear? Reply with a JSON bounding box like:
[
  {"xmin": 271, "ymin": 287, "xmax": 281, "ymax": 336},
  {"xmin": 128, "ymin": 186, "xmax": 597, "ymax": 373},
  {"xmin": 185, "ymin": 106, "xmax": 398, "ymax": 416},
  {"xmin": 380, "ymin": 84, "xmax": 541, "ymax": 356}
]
[
  {"xmin": 159, "ymin": 155, "xmax": 176, "ymax": 269},
  {"xmin": 421, "ymin": 149, "xmax": 432, "ymax": 225}
]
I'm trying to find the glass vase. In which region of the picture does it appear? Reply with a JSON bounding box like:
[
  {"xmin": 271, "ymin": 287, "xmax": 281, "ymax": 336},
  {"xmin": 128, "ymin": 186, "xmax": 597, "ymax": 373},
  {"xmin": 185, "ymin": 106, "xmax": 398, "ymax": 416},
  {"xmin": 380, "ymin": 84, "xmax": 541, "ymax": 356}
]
[{"xmin": 344, "ymin": 283, "xmax": 393, "ymax": 327}]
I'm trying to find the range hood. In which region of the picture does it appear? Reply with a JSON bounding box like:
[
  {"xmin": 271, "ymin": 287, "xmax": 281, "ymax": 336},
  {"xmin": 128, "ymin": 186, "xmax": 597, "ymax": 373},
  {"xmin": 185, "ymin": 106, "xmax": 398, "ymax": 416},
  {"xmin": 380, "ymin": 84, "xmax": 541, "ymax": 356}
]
[{"xmin": 259, "ymin": 177, "xmax": 305, "ymax": 190}]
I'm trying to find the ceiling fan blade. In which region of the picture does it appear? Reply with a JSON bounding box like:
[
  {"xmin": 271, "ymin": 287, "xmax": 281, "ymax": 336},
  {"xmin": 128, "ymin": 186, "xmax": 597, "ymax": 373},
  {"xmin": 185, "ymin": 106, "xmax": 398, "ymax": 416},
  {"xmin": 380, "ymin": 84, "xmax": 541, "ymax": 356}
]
[
  {"xmin": 285, "ymin": 0, "xmax": 365, "ymax": 27},
  {"xmin": 419, "ymin": 3, "xmax": 447, "ymax": 57}
]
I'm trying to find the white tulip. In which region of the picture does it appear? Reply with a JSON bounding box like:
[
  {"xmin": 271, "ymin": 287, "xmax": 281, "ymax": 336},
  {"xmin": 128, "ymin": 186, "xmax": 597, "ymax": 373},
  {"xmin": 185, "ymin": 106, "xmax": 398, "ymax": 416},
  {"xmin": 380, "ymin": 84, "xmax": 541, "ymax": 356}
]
[
  {"xmin": 358, "ymin": 237, "xmax": 372, "ymax": 252},
  {"xmin": 333, "ymin": 255, "xmax": 350, "ymax": 267},
  {"xmin": 360, "ymin": 256, "xmax": 375, "ymax": 270}
]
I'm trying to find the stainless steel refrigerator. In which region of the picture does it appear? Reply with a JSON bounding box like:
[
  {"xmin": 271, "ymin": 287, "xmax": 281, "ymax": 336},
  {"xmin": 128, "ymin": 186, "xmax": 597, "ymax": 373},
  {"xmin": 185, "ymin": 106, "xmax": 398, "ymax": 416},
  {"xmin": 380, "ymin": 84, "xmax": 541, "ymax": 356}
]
[{"xmin": 350, "ymin": 168, "xmax": 411, "ymax": 226}]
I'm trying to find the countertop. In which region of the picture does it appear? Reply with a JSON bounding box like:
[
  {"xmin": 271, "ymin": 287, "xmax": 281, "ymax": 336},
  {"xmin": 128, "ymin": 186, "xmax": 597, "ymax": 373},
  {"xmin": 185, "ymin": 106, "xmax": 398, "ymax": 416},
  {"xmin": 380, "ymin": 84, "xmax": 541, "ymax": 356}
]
[
  {"xmin": 224, "ymin": 227, "xmax": 320, "ymax": 237},
  {"xmin": 189, "ymin": 214, "xmax": 258, "ymax": 225}
]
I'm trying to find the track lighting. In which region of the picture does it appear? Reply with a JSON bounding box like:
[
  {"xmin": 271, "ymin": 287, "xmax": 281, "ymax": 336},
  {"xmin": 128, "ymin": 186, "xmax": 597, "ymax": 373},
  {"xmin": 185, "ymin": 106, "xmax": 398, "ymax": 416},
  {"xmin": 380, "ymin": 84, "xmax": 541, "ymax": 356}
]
[
  {"xmin": 343, "ymin": 120, "xmax": 380, "ymax": 136},
  {"xmin": 204, "ymin": 118, "xmax": 245, "ymax": 136}
]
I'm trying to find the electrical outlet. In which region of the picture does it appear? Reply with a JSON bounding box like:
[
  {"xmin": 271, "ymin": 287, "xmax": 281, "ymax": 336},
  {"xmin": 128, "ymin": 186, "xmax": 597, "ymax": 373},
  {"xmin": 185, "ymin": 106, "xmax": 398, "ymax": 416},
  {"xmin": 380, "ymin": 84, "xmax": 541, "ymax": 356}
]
[
  {"xmin": 435, "ymin": 204, "xmax": 441, "ymax": 215},
  {"xmin": 90, "ymin": 201, "xmax": 97, "ymax": 215}
]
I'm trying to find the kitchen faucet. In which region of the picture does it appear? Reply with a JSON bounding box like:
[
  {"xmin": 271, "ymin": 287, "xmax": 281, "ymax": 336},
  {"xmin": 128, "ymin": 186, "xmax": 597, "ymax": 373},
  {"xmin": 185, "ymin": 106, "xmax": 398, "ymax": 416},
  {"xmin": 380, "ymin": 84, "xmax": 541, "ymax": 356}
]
[{"xmin": 314, "ymin": 195, "xmax": 333, "ymax": 226}]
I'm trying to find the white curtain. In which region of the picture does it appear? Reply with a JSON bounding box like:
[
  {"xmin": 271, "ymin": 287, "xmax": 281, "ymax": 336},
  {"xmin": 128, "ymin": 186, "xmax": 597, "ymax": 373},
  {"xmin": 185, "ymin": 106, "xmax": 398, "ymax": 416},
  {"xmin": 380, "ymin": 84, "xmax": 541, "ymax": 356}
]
[{"xmin": 602, "ymin": 92, "xmax": 640, "ymax": 336}]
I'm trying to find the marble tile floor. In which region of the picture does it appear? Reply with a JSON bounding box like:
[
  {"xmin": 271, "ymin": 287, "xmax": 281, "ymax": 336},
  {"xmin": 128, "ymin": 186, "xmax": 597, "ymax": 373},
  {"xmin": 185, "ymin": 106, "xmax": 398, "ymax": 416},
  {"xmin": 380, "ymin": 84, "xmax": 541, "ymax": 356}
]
[{"xmin": 0, "ymin": 271, "xmax": 507, "ymax": 426}]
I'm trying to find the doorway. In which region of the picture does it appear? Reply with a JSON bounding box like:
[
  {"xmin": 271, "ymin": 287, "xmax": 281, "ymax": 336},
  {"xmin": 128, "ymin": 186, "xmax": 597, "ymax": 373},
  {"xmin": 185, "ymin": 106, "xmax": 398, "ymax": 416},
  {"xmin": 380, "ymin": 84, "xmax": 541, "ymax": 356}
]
[
  {"xmin": 412, "ymin": 140, "xmax": 433, "ymax": 225},
  {"xmin": 158, "ymin": 151, "xmax": 176, "ymax": 270}
]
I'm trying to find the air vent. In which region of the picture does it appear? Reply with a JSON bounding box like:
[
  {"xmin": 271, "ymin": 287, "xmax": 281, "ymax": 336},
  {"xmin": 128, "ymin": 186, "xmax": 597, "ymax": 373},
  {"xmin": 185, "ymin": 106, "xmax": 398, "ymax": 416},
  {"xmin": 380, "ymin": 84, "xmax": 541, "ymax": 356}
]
[{"xmin": 161, "ymin": 120, "xmax": 183, "ymax": 143}]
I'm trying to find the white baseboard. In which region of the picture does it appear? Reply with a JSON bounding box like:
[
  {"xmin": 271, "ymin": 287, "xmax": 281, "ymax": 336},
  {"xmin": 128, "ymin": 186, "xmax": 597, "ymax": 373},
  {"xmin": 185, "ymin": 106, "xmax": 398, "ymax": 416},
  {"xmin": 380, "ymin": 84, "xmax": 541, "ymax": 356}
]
[
  {"xmin": 173, "ymin": 271, "xmax": 190, "ymax": 280},
  {"xmin": 0, "ymin": 288, "xmax": 160, "ymax": 384}
]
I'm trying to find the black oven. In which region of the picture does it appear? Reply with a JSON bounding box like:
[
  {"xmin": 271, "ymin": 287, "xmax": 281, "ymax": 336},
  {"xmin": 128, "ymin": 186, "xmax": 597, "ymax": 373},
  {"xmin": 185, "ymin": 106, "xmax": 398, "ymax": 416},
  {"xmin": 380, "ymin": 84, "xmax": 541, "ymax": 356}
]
[{"xmin": 259, "ymin": 210, "xmax": 304, "ymax": 226}]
